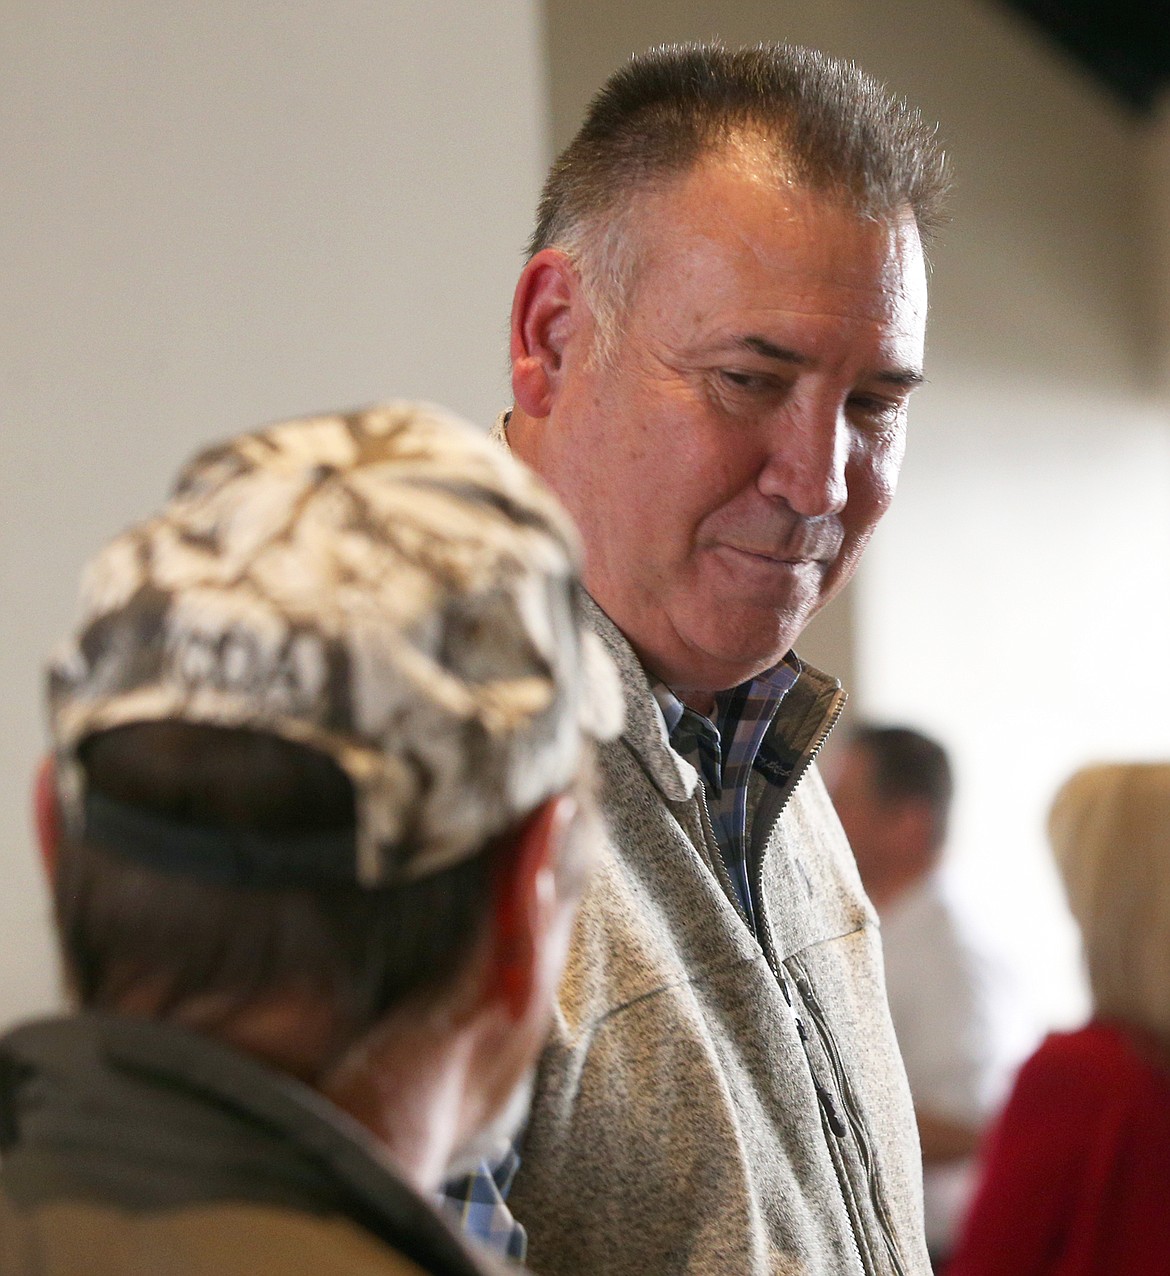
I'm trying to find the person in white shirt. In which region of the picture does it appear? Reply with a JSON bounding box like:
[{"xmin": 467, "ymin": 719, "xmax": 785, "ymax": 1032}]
[{"xmin": 827, "ymin": 724, "xmax": 1031, "ymax": 1267}]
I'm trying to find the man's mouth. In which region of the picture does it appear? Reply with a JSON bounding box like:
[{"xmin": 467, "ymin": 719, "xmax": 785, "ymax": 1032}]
[{"xmin": 720, "ymin": 541, "xmax": 837, "ymax": 567}]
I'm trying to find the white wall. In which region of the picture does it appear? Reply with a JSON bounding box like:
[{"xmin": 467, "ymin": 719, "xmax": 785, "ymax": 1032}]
[
  {"xmin": 541, "ymin": 0, "xmax": 1169, "ymax": 1026},
  {"xmin": 6, "ymin": 0, "xmax": 1166, "ymax": 1039},
  {"xmin": 0, "ymin": 0, "xmax": 548, "ymax": 1027}
]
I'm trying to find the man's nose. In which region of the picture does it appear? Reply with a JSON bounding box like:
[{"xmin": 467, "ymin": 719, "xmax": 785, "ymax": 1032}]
[{"xmin": 756, "ymin": 402, "xmax": 849, "ymax": 518}]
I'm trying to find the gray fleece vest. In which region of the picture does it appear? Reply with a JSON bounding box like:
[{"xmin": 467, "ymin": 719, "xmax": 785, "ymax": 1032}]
[{"xmin": 509, "ymin": 599, "xmax": 928, "ymax": 1276}]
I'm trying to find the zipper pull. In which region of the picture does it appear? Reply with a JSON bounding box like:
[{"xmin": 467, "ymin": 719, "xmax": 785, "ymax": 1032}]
[{"xmin": 815, "ymin": 1083, "xmax": 848, "ymax": 1138}]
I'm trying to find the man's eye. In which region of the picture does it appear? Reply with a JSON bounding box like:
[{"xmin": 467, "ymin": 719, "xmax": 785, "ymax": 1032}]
[
  {"xmin": 848, "ymin": 395, "xmax": 904, "ymax": 428},
  {"xmin": 718, "ymin": 369, "xmax": 769, "ymax": 391}
]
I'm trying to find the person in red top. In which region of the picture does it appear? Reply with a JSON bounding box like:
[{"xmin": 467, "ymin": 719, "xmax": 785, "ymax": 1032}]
[{"xmin": 948, "ymin": 763, "xmax": 1170, "ymax": 1275}]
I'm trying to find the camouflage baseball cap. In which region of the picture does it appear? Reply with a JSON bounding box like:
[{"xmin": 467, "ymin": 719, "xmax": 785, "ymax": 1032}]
[{"xmin": 47, "ymin": 402, "xmax": 621, "ymax": 887}]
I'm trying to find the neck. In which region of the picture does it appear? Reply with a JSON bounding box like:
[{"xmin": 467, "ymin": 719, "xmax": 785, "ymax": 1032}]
[
  {"xmin": 118, "ymin": 986, "xmax": 346, "ymax": 1086},
  {"xmin": 679, "ymin": 688, "xmax": 718, "ymax": 717},
  {"xmin": 132, "ymin": 987, "xmax": 482, "ymax": 1195},
  {"xmin": 321, "ymin": 1009, "xmax": 482, "ymax": 1195}
]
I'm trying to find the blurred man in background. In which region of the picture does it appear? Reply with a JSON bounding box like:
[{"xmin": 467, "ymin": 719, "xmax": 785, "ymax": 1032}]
[
  {"xmin": 828, "ymin": 725, "xmax": 1031, "ymax": 1268},
  {"xmin": 0, "ymin": 403, "xmax": 620, "ymax": 1276}
]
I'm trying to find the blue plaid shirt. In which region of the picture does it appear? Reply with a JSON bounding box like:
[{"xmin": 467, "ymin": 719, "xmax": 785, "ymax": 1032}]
[
  {"xmin": 652, "ymin": 661, "xmax": 800, "ymax": 931},
  {"xmin": 441, "ymin": 661, "xmax": 801, "ymax": 1255},
  {"xmin": 438, "ymin": 1144, "xmax": 527, "ymax": 1261}
]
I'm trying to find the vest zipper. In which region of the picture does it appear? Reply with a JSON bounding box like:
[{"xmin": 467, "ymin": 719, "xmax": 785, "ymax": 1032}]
[
  {"xmin": 748, "ymin": 681, "xmax": 845, "ymax": 973},
  {"xmin": 744, "ymin": 686, "xmax": 908, "ymax": 1275},
  {"xmin": 693, "ymin": 782, "xmax": 755, "ymax": 933},
  {"xmin": 693, "ymin": 715, "xmax": 873, "ymax": 1275},
  {"xmin": 792, "ymin": 963, "xmax": 910, "ymax": 1276}
]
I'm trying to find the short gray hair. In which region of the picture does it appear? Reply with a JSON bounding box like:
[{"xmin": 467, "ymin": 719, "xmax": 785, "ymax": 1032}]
[{"xmin": 530, "ymin": 42, "xmax": 950, "ymax": 351}]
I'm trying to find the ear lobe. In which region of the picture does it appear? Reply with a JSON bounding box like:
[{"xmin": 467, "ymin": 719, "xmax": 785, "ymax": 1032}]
[
  {"xmin": 488, "ymin": 793, "xmax": 576, "ymax": 1022},
  {"xmin": 33, "ymin": 755, "xmax": 62, "ymax": 884},
  {"xmin": 510, "ymin": 249, "xmax": 585, "ymax": 420}
]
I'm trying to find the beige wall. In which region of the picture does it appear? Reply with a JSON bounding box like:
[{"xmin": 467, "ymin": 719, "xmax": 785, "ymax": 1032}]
[
  {"xmin": 541, "ymin": 0, "xmax": 1169, "ymax": 1023},
  {"xmin": 0, "ymin": 0, "xmax": 548, "ymax": 1027}
]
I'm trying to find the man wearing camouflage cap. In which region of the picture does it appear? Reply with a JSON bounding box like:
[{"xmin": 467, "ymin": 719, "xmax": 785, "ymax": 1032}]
[{"xmin": 0, "ymin": 402, "xmax": 620, "ymax": 1276}]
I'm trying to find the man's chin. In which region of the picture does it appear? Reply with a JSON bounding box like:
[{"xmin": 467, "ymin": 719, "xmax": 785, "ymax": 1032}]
[{"xmin": 677, "ymin": 612, "xmax": 808, "ymax": 691}]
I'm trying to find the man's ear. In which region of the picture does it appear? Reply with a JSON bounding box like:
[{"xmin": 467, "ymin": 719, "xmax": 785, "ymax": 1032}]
[
  {"xmin": 510, "ymin": 249, "xmax": 587, "ymax": 420},
  {"xmin": 33, "ymin": 754, "xmax": 62, "ymax": 884},
  {"xmin": 487, "ymin": 792, "xmax": 577, "ymax": 1022}
]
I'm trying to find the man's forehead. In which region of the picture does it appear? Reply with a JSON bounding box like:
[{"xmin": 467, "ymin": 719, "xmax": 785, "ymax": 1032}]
[
  {"xmin": 618, "ymin": 162, "xmax": 927, "ymax": 363},
  {"xmin": 630, "ymin": 136, "xmax": 916, "ymax": 232},
  {"xmin": 624, "ymin": 152, "xmax": 924, "ymax": 292}
]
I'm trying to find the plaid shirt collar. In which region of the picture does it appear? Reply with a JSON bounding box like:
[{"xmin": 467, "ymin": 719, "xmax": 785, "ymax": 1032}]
[
  {"xmin": 651, "ymin": 658, "xmax": 802, "ymax": 797},
  {"xmin": 652, "ymin": 660, "xmax": 802, "ymax": 922}
]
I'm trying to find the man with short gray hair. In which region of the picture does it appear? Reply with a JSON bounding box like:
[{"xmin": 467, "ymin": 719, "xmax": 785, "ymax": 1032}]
[
  {"xmin": 477, "ymin": 41, "xmax": 949, "ymax": 1276},
  {"xmin": 0, "ymin": 403, "xmax": 620, "ymax": 1276}
]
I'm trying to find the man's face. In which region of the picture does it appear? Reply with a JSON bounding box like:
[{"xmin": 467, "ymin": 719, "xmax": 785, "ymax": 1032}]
[
  {"xmin": 522, "ymin": 151, "xmax": 928, "ymax": 697},
  {"xmin": 825, "ymin": 742, "xmax": 888, "ymax": 885}
]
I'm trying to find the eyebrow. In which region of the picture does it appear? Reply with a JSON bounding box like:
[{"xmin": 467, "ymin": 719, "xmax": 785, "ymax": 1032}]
[
  {"xmin": 737, "ymin": 335, "xmax": 809, "ymax": 365},
  {"xmin": 735, "ymin": 334, "xmax": 926, "ymax": 389}
]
